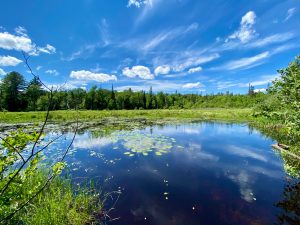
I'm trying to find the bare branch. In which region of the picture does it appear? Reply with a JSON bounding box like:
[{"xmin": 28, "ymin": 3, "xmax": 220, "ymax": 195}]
[
  {"xmin": 60, "ymin": 120, "xmax": 79, "ymax": 162},
  {"xmin": 1, "ymin": 121, "xmax": 79, "ymax": 223},
  {"xmin": 22, "ymin": 51, "xmax": 51, "ymax": 92},
  {"xmin": 33, "ymin": 133, "xmax": 64, "ymax": 157},
  {"xmin": 0, "ymin": 136, "xmax": 25, "ymax": 163},
  {"xmin": 0, "ymin": 55, "xmax": 81, "ymax": 223}
]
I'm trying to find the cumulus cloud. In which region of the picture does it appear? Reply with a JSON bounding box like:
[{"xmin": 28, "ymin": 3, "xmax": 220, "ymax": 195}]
[
  {"xmin": 188, "ymin": 66, "xmax": 202, "ymax": 73},
  {"xmin": 122, "ymin": 65, "xmax": 154, "ymax": 79},
  {"xmin": 227, "ymin": 11, "xmax": 257, "ymax": 43},
  {"xmin": 127, "ymin": 0, "xmax": 153, "ymax": 8},
  {"xmin": 0, "ymin": 55, "xmax": 22, "ymax": 66},
  {"xmin": 0, "ymin": 27, "xmax": 56, "ymax": 56},
  {"xmin": 182, "ymin": 82, "xmax": 203, "ymax": 89},
  {"xmin": 284, "ymin": 8, "xmax": 296, "ymax": 22},
  {"xmin": 45, "ymin": 69, "xmax": 59, "ymax": 76},
  {"xmin": 70, "ymin": 70, "xmax": 117, "ymax": 82},
  {"xmin": 154, "ymin": 65, "xmax": 171, "ymax": 75}
]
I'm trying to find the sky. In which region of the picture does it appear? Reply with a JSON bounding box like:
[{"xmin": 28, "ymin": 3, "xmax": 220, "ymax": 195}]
[{"xmin": 0, "ymin": 0, "xmax": 299, "ymax": 94}]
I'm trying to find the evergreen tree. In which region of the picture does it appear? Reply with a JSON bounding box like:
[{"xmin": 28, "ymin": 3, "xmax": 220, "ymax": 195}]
[
  {"xmin": 26, "ymin": 77, "xmax": 43, "ymax": 111},
  {"xmin": 0, "ymin": 71, "xmax": 26, "ymax": 111}
]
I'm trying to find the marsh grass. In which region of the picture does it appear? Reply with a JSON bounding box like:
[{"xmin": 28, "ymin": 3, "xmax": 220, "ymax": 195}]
[
  {"xmin": 0, "ymin": 108, "xmax": 253, "ymax": 123},
  {"xmin": 9, "ymin": 171, "xmax": 104, "ymax": 225}
]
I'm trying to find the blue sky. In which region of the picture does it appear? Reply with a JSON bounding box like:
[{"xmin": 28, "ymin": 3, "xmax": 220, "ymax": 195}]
[{"xmin": 0, "ymin": 0, "xmax": 299, "ymax": 94}]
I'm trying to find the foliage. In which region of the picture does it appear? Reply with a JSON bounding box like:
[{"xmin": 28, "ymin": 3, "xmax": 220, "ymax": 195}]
[
  {"xmin": 0, "ymin": 129, "xmax": 61, "ymax": 221},
  {"xmin": 257, "ymin": 56, "xmax": 300, "ymax": 136},
  {"xmin": 0, "ymin": 129, "xmax": 104, "ymax": 224},
  {"xmin": 0, "ymin": 71, "xmax": 267, "ymax": 112},
  {"xmin": 272, "ymin": 56, "xmax": 300, "ymax": 135},
  {"xmin": 0, "ymin": 72, "xmax": 26, "ymax": 111},
  {"xmin": 12, "ymin": 171, "xmax": 104, "ymax": 225}
]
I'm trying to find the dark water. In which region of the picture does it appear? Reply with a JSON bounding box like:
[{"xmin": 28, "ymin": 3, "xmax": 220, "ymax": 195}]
[{"xmin": 44, "ymin": 122, "xmax": 299, "ymax": 225}]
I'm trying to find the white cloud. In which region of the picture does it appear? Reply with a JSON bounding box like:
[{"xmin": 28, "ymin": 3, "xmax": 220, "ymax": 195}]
[
  {"xmin": 98, "ymin": 18, "xmax": 111, "ymax": 46},
  {"xmin": 0, "ymin": 55, "xmax": 22, "ymax": 66},
  {"xmin": 173, "ymin": 53, "xmax": 219, "ymax": 72},
  {"xmin": 0, "ymin": 28, "xmax": 55, "ymax": 56},
  {"xmin": 36, "ymin": 66, "xmax": 42, "ymax": 71},
  {"xmin": 271, "ymin": 43, "xmax": 298, "ymax": 55},
  {"xmin": 62, "ymin": 43, "xmax": 99, "ymax": 61},
  {"xmin": 115, "ymin": 80, "xmax": 182, "ymax": 92},
  {"xmin": 247, "ymin": 32, "xmax": 294, "ymax": 48},
  {"xmin": 218, "ymin": 31, "xmax": 295, "ymax": 52},
  {"xmin": 182, "ymin": 82, "xmax": 203, "ymax": 89},
  {"xmin": 216, "ymin": 81, "xmax": 238, "ymax": 90},
  {"xmin": 0, "ymin": 31, "xmax": 34, "ymax": 52},
  {"xmin": 142, "ymin": 33, "xmax": 170, "ymax": 51},
  {"xmin": 37, "ymin": 44, "xmax": 56, "ymax": 54},
  {"xmin": 215, "ymin": 51, "xmax": 269, "ymax": 71},
  {"xmin": 15, "ymin": 26, "xmax": 27, "ymax": 36},
  {"xmin": 73, "ymin": 137, "xmax": 112, "ymax": 149},
  {"xmin": 122, "ymin": 65, "xmax": 154, "ymax": 79},
  {"xmin": 0, "ymin": 68, "xmax": 6, "ymax": 75},
  {"xmin": 254, "ymin": 88, "xmax": 266, "ymax": 93},
  {"xmin": 70, "ymin": 70, "xmax": 117, "ymax": 82},
  {"xmin": 123, "ymin": 23, "xmax": 199, "ymax": 52},
  {"xmin": 127, "ymin": 0, "xmax": 153, "ymax": 8},
  {"xmin": 188, "ymin": 66, "xmax": 202, "ymax": 73},
  {"xmin": 227, "ymin": 11, "xmax": 257, "ymax": 43},
  {"xmin": 228, "ymin": 171, "xmax": 255, "ymax": 203},
  {"xmin": 225, "ymin": 145, "xmax": 267, "ymax": 162},
  {"xmin": 45, "ymin": 69, "xmax": 59, "ymax": 76},
  {"xmin": 240, "ymin": 74, "xmax": 278, "ymax": 87},
  {"xmin": 284, "ymin": 8, "xmax": 296, "ymax": 22},
  {"xmin": 44, "ymin": 83, "xmax": 79, "ymax": 91},
  {"xmin": 216, "ymin": 74, "xmax": 278, "ymax": 90},
  {"xmin": 154, "ymin": 65, "xmax": 170, "ymax": 75}
]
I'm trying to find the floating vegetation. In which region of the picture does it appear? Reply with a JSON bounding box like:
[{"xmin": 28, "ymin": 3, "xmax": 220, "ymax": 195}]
[
  {"xmin": 89, "ymin": 150, "xmax": 121, "ymax": 165},
  {"xmin": 110, "ymin": 131, "xmax": 176, "ymax": 157}
]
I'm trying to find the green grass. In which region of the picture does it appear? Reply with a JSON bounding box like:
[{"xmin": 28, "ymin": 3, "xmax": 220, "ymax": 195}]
[
  {"xmin": 0, "ymin": 108, "xmax": 253, "ymax": 123},
  {"xmin": 8, "ymin": 171, "xmax": 104, "ymax": 225}
]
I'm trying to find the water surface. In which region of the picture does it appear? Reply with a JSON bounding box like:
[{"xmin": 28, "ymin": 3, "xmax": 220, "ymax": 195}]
[{"xmin": 44, "ymin": 122, "xmax": 299, "ymax": 225}]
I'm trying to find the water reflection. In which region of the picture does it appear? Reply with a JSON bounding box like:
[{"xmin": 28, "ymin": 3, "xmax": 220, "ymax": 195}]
[
  {"xmin": 276, "ymin": 179, "xmax": 300, "ymax": 225},
  {"xmin": 39, "ymin": 122, "xmax": 299, "ymax": 225}
]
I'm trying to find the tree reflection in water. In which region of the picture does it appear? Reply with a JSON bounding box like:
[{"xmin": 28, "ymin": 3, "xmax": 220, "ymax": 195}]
[{"xmin": 276, "ymin": 179, "xmax": 300, "ymax": 225}]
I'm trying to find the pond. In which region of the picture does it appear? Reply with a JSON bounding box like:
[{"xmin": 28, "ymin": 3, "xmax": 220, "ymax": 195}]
[{"xmin": 43, "ymin": 122, "xmax": 299, "ymax": 225}]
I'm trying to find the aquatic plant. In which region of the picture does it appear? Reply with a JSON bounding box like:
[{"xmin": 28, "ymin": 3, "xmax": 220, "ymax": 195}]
[{"xmin": 110, "ymin": 131, "xmax": 176, "ymax": 157}]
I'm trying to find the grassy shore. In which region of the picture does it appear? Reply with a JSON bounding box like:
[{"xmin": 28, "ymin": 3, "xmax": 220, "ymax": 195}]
[
  {"xmin": 0, "ymin": 108, "xmax": 253, "ymax": 124},
  {"xmin": 5, "ymin": 170, "xmax": 104, "ymax": 225}
]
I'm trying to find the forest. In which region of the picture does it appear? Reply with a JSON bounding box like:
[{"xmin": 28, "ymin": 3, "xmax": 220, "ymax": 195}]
[{"xmin": 0, "ymin": 71, "xmax": 266, "ymax": 112}]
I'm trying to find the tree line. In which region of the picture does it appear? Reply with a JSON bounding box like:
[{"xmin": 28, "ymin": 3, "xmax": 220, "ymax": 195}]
[{"xmin": 0, "ymin": 71, "xmax": 266, "ymax": 112}]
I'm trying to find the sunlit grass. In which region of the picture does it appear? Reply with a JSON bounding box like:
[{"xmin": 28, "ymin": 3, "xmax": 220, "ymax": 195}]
[
  {"xmin": 0, "ymin": 108, "xmax": 253, "ymax": 123},
  {"xmin": 8, "ymin": 171, "xmax": 104, "ymax": 225}
]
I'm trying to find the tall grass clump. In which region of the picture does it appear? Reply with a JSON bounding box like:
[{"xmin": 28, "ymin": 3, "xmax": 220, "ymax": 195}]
[{"xmin": 9, "ymin": 171, "xmax": 104, "ymax": 225}]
